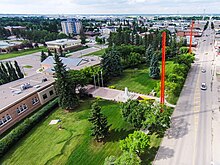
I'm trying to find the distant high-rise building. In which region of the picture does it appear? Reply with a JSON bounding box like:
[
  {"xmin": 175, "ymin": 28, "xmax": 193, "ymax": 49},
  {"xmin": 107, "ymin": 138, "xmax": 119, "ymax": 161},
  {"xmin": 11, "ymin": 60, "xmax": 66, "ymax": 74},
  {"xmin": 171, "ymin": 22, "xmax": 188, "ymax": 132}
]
[{"xmin": 61, "ymin": 19, "xmax": 82, "ymax": 35}]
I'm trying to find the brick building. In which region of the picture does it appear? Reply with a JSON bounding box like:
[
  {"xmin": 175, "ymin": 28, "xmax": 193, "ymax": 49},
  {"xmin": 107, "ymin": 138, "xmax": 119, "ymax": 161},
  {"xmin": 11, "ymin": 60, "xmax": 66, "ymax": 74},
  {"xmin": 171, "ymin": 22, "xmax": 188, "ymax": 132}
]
[{"xmin": 0, "ymin": 74, "xmax": 56, "ymax": 135}]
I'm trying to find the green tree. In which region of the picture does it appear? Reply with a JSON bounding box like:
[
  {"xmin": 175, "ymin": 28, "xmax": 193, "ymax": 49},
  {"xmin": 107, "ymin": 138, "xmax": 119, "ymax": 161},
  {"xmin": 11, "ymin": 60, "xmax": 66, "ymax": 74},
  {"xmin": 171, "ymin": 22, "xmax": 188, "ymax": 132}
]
[
  {"xmin": 41, "ymin": 50, "xmax": 47, "ymax": 62},
  {"xmin": 101, "ymin": 47, "xmax": 122, "ymax": 80},
  {"xmin": 80, "ymin": 29, "xmax": 86, "ymax": 44},
  {"xmin": 121, "ymin": 100, "xmax": 146, "ymax": 129},
  {"xmin": 179, "ymin": 47, "xmax": 189, "ymax": 54},
  {"xmin": 104, "ymin": 155, "xmax": 116, "ymax": 165},
  {"xmin": 175, "ymin": 53, "xmax": 195, "ymax": 69},
  {"xmin": 115, "ymin": 152, "xmax": 141, "ymax": 165},
  {"xmin": 0, "ymin": 63, "xmax": 9, "ymax": 83},
  {"xmin": 58, "ymin": 46, "xmax": 65, "ymax": 57},
  {"xmin": 54, "ymin": 52, "xmax": 79, "ymax": 110},
  {"xmin": 14, "ymin": 61, "xmax": 24, "ymax": 79},
  {"xmin": 145, "ymin": 45, "xmax": 153, "ymax": 67},
  {"xmin": 6, "ymin": 62, "xmax": 18, "ymax": 81},
  {"xmin": 119, "ymin": 131, "xmax": 150, "ymax": 156},
  {"xmin": 88, "ymin": 101, "xmax": 111, "ymax": 142},
  {"xmin": 0, "ymin": 63, "xmax": 9, "ymax": 82},
  {"xmin": 149, "ymin": 52, "xmax": 160, "ymax": 79},
  {"xmin": 128, "ymin": 52, "xmax": 142, "ymax": 67},
  {"xmin": 48, "ymin": 49, "xmax": 53, "ymax": 56}
]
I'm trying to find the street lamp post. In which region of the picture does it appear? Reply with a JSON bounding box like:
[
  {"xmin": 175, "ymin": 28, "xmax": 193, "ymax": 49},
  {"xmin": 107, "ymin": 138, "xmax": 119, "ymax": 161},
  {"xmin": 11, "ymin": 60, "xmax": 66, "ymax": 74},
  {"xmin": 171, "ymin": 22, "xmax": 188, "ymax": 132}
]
[
  {"xmin": 93, "ymin": 75, "xmax": 96, "ymax": 89},
  {"xmin": 101, "ymin": 70, "xmax": 104, "ymax": 87},
  {"xmin": 97, "ymin": 73, "xmax": 100, "ymax": 87}
]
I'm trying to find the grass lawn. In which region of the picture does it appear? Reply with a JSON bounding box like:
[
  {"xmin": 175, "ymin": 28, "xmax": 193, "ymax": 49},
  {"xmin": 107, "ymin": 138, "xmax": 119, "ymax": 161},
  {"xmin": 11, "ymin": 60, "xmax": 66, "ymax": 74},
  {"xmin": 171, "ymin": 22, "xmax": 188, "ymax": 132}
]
[
  {"xmin": 0, "ymin": 99, "xmax": 161, "ymax": 165},
  {"xmin": 85, "ymin": 48, "xmax": 106, "ymax": 57},
  {"xmin": 108, "ymin": 61, "xmax": 175, "ymax": 95},
  {"xmin": 0, "ymin": 47, "xmax": 47, "ymax": 60}
]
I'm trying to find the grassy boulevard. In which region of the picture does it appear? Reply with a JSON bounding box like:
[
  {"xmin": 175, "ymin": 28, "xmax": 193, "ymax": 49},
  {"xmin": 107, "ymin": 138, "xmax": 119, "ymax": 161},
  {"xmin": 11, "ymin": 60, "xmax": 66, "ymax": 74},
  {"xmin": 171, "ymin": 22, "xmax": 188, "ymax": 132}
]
[
  {"xmin": 0, "ymin": 47, "xmax": 47, "ymax": 60},
  {"xmin": 108, "ymin": 61, "xmax": 175, "ymax": 95},
  {"xmin": 0, "ymin": 99, "xmax": 161, "ymax": 165}
]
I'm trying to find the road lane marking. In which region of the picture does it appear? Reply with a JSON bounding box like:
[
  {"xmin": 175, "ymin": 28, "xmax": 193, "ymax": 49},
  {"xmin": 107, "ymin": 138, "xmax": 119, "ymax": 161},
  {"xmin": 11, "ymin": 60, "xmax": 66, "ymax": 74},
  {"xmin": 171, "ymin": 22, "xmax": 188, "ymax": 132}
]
[{"xmin": 193, "ymin": 66, "xmax": 201, "ymax": 165}]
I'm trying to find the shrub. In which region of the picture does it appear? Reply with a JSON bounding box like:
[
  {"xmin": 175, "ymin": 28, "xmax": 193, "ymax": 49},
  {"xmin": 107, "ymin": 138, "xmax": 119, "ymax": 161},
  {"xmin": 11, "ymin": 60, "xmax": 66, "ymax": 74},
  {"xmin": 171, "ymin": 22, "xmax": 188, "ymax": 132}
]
[
  {"xmin": 108, "ymin": 85, "xmax": 116, "ymax": 89},
  {"xmin": 0, "ymin": 98, "xmax": 58, "ymax": 157}
]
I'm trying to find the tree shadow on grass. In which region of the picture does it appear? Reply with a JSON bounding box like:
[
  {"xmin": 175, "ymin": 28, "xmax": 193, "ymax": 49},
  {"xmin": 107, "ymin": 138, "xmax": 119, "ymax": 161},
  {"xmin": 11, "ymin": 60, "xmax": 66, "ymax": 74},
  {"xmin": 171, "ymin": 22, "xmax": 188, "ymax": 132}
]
[{"xmin": 105, "ymin": 128, "xmax": 134, "ymax": 142}]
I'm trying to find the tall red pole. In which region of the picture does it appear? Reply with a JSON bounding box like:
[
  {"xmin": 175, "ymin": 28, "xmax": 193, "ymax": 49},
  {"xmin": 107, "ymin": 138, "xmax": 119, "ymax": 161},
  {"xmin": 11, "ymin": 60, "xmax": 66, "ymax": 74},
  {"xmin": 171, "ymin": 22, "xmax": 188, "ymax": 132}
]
[
  {"xmin": 160, "ymin": 32, "xmax": 166, "ymax": 107},
  {"xmin": 189, "ymin": 20, "xmax": 194, "ymax": 53}
]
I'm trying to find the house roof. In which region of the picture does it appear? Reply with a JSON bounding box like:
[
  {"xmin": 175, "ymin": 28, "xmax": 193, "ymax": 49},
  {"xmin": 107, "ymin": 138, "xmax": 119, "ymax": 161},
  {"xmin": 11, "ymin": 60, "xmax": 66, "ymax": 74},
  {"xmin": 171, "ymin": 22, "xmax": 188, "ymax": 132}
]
[{"xmin": 41, "ymin": 56, "xmax": 89, "ymax": 69}]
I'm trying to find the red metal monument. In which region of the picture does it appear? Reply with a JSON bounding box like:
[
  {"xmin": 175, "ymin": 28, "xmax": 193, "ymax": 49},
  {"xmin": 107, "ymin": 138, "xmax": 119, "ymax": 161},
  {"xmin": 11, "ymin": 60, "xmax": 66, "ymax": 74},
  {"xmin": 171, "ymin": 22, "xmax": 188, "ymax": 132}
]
[
  {"xmin": 189, "ymin": 20, "xmax": 194, "ymax": 53},
  {"xmin": 160, "ymin": 31, "xmax": 166, "ymax": 107}
]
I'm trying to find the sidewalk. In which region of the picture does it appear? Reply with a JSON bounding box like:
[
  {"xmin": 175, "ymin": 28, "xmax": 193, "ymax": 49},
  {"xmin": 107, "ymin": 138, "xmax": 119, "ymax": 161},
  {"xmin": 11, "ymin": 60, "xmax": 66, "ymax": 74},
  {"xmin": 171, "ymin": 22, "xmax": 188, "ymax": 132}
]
[{"xmin": 86, "ymin": 85, "xmax": 175, "ymax": 108}]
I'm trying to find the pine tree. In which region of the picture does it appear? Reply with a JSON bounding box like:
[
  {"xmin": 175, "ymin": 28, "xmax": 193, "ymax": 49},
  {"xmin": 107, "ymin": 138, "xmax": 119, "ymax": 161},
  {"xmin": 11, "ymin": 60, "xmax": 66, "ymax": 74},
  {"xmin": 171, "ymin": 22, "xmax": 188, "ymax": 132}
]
[
  {"xmin": 48, "ymin": 49, "xmax": 53, "ymax": 56},
  {"xmin": 0, "ymin": 62, "xmax": 9, "ymax": 83},
  {"xmin": 14, "ymin": 61, "xmax": 24, "ymax": 79},
  {"xmin": 101, "ymin": 46, "xmax": 122, "ymax": 81},
  {"xmin": 54, "ymin": 52, "xmax": 79, "ymax": 110},
  {"xmin": 5, "ymin": 62, "xmax": 14, "ymax": 81},
  {"xmin": 88, "ymin": 101, "xmax": 110, "ymax": 142},
  {"xmin": 58, "ymin": 46, "xmax": 65, "ymax": 57},
  {"xmin": 0, "ymin": 67, "xmax": 5, "ymax": 85},
  {"xmin": 145, "ymin": 45, "xmax": 153, "ymax": 67},
  {"xmin": 9, "ymin": 62, "xmax": 19, "ymax": 80},
  {"xmin": 41, "ymin": 50, "xmax": 47, "ymax": 62},
  {"xmin": 149, "ymin": 52, "xmax": 160, "ymax": 79},
  {"xmin": 135, "ymin": 34, "xmax": 140, "ymax": 45}
]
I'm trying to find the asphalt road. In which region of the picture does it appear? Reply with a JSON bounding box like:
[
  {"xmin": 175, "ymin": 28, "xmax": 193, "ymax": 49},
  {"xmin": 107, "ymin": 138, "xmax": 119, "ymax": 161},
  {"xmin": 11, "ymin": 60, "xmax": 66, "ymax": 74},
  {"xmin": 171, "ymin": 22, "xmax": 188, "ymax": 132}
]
[{"xmin": 154, "ymin": 23, "xmax": 216, "ymax": 165}]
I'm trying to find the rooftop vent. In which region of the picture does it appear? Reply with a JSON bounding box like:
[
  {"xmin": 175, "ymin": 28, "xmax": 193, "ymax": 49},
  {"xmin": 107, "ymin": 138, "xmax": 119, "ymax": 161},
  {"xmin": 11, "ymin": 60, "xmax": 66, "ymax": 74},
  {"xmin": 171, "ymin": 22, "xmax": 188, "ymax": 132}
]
[
  {"xmin": 42, "ymin": 78, "xmax": 48, "ymax": 82},
  {"xmin": 20, "ymin": 83, "xmax": 32, "ymax": 90}
]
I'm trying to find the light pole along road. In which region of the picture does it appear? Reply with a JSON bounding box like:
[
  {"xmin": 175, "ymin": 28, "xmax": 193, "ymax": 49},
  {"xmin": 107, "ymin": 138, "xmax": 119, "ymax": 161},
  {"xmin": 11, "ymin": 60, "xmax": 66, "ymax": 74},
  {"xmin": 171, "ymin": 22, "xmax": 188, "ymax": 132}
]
[{"xmin": 154, "ymin": 22, "xmax": 216, "ymax": 165}]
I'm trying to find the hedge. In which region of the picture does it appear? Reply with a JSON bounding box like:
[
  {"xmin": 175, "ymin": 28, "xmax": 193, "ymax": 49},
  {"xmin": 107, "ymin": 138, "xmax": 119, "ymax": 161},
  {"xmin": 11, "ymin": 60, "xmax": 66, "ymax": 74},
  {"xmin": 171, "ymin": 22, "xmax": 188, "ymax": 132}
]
[{"xmin": 0, "ymin": 98, "xmax": 58, "ymax": 157}]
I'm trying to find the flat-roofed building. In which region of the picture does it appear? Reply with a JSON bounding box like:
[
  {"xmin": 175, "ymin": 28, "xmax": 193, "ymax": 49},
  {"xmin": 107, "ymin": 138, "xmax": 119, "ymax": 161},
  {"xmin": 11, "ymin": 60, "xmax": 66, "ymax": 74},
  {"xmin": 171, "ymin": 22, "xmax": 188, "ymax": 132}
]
[
  {"xmin": 45, "ymin": 39, "xmax": 81, "ymax": 52},
  {"xmin": 4, "ymin": 26, "xmax": 26, "ymax": 35},
  {"xmin": 0, "ymin": 73, "xmax": 56, "ymax": 135}
]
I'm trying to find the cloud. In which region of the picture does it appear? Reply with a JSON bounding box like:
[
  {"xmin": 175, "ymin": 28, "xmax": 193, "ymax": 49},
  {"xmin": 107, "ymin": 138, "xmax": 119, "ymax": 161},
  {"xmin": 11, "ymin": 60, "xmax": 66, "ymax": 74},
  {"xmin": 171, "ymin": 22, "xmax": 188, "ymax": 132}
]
[{"xmin": 0, "ymin": 0, "xmax": 219, "ymax": 14}]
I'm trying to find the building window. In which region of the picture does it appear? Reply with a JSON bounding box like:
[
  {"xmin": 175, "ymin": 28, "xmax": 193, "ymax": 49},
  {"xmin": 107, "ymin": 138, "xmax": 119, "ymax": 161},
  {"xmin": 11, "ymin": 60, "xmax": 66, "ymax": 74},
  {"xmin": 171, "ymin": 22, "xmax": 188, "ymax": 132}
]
[
  {"xmin": 49, "ymin": 90, "xmax": 54, "ymax": 96},
  {"xmin": 6, "ymin": 114, "xmax": 11, "ymax": 120},
  {"xmin": 0, "ymin": 114, "xmax": 12, "ymax": 127},
  {"xmin": 19, "ymin": 105, "xmax": 24, "ymax": 112},
  {"xmin": 2, "ymin": 116, "xmax": 7, "ymax": 123},
  {"xmin": 17, "ymin": 104, "xmax": 28, "ymax": 115},
  {"xmin": 16, "ymin": 108, "xmax": 20, "ymax": 114},
  {"xmin": 43, "ymin": 94, "xmax": 48, "ymax": 100},
  {"xmin": 32, "ymin": 97, "xmax": 39, "ymax": 105},
  {"xmin": 23, "ymin": 104, "xmax": 28, "ymax": 110}
]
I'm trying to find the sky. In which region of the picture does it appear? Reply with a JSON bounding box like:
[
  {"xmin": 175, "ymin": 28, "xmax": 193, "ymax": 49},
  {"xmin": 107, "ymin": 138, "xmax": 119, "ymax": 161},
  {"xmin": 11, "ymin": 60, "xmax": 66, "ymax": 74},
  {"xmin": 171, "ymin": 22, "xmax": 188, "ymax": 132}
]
[{"xmin": 0, "ymin": 0, "xmax": 219, "ymax": 14}]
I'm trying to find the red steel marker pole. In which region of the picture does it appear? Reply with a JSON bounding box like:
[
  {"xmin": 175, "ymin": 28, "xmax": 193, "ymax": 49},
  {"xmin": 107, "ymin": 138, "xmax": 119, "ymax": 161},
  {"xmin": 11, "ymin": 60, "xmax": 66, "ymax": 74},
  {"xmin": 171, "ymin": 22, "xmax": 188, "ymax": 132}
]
[
  {"xmin": 189, "ymin": 20, "xmax": 194, "ymax": 54},
  {"xmin": 160, "ymin": 31, "xmax": 166, "ymax": 109}
]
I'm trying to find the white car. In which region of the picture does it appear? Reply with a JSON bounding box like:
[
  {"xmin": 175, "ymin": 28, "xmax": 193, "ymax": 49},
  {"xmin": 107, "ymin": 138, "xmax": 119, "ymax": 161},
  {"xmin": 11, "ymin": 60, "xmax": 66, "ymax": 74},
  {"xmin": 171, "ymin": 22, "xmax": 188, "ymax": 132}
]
[
  {"xmin": 201, "ymin": 69, "xmax": 206, "ymax": 73},
  {"xmin": 201, "ymin": 83, "xmax": 207, "ymax": 90}
]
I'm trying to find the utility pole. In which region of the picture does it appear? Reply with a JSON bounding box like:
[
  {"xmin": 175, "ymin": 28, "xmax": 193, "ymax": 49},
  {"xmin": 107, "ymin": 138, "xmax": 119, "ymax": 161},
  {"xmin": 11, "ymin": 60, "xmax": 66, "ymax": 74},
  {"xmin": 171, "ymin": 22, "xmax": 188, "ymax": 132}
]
[{"xmin": 160, "ymin": 31, "xmax": 166, "ymax": 111}]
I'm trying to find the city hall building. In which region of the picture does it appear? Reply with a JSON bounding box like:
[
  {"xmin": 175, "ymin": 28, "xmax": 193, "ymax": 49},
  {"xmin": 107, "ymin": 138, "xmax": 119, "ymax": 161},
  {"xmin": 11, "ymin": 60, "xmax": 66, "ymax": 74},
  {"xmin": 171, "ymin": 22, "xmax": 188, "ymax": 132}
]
[{"xmin": 0, "ymin": 73, "xmax": 56, "ymax": 135}]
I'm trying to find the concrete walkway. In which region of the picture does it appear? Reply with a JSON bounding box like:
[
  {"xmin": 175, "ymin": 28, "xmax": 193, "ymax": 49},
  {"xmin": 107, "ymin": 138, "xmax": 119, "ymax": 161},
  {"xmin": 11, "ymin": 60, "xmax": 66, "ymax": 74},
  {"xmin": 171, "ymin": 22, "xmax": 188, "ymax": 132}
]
[{"xmin": 86, "ymin": 85, "xmax": 175, "ymax": 108}]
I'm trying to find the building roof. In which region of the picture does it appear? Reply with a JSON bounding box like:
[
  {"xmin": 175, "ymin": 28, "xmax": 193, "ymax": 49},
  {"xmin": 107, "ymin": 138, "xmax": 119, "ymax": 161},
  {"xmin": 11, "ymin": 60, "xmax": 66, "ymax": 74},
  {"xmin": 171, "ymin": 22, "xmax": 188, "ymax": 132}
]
[
  {"xmin": 41, "ymin": 56, "xmax": 88, "ymax": 68},
  {"xmin": 0, "ymin": 41, "xmax": 15, "ymax": 49},
  {"xmin": 0, "ymin": 73, "xmax": 54, "ymax": 112},
  {"xmin": 45, "ymin": 39, "xmax": 81, "ymax": 46}
]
